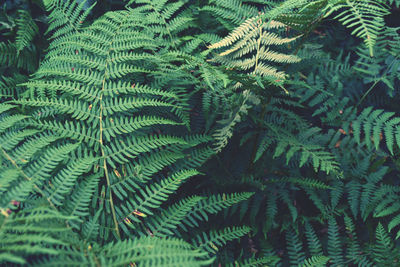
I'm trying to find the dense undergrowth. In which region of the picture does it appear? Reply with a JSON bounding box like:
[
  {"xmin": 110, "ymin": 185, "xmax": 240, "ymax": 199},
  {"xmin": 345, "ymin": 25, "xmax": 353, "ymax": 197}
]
[{"xmin": 1, "ymin": 0, "xmax": 400, "ymax": 266}]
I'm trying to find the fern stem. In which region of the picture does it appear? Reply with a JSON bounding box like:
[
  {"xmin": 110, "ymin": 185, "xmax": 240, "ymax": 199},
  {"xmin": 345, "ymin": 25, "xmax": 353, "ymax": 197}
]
[
  {"xmin": 96, "ymin": 13, "xmax": 135, "ymax": 240},
  {"xmin": 246, "ymin": 12, "xmax": 324, "ymax": 172},
  {"xmin": 253, "ymin": 19, "xmax": 263, "ymax": 75},
  {"xmin": 357, "ymin": 57, "xmax": 398, "ymax": 107}
]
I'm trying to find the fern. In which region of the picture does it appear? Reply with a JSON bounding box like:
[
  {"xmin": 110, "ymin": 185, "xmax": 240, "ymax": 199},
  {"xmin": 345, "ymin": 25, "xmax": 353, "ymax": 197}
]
[
  {"xmin": 324, "ymin": 0, "xmax": 390, "ymax": 56},
  {"xmin": 343, "ymin": 214, "xmax": 374, "ymax": 266},
  {"xmin": 299, "ymin": 256, "xmax": 330, "ymax": 267},
  {"xmin": 347, "ymin": 107, "xmax": 400, "ymax": 153},
  {"xmin": 268, "ymin": 124, "xmax": 341, "ymax": 175},
  {"xmin": 0, "ymin": 206, "xmax": 75, "ymax": 265},
  {"xmin": 201, "ymin": 0, "xmax": 263, "ymax": 27},
  {"xmin": 15, "ymin": 9, "xmax": 38, "ymax": 54},
  {"xmin": 191, "ymin": 226, "xmax": 251, "ymax": 254},
  {"xmin": 208, "ymin": 16, "xmax": 301, "ymax": 80},
  {"xmin": 286, "ymin": 229, "xmax": 306, "ymax": 266},
  {"xmin": 373, "ymin": 223, "xmax": 397, "ymax": 265},
  {"xmin": 1, "ymin": 0, "xmax": 400, "ymax": 265},
  {"xmin": 136, "ymin": 196, "xmax": 204, "ymax": 238},
  {"xmin": 10, "ymin": 7, "xmax": 213, "ymax": 241},
  {"xmin": 180, "ymin": 192, "xmax": 254, "ymax": 230},
  {"xmin": 43, "ymin": 0, "xmax": 94, "ymax": 40},
  {"xmin": 96, "ymin": 237, "xmax": 213, "ymax": 267},
  {"xmin": 0, "ymin": 42, "xmax": 38, "ymax": 72},
  {"xmin": 227, "ymin": 256, "xmax": 281, "ymax": 267}
]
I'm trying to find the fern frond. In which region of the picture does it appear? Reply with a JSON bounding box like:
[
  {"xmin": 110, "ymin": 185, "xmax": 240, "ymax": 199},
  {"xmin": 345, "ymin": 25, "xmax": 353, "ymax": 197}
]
[
  {"xmin": 208, "ymin": 16, "xmax": 300, "ymax": 80},
  {"xmin": 137, "ymin": 196, "xmax": 204, "ymax": 238},
  {"xmin": 286, "ymin": 229, "xmax": 306, "ymax": 266},
  {"xmin": 115, "ymin": 169, "xmax": 200, "ymax": 236},
  {"xmin": 191, "ymin": 226, "xmax": 251, "ymax": 254},
  {"xmin": 63, "ymin": 174, "xmax": 101, "ymax": 229},
  {"xmin": 180, "ymin": 192, "xmax": 254, "ymax": 230},
  {"xmin": 0, "ymin": 206, "xmax": 74, "ymax": 265},
  {"xmin": 327, "ymin": 217, "xmax": 344, "ymax": 267},
  {"xmin": 304, "ymin": 221, "xmax": 324, "ymax": 256},
  {"xmin": 0, "ymin": 42, "xmax": 38, "ymax": 72},
  {"xmin": 15, "ymin": 10, "xmax": 38, "ymax": 54},
  {"xmin": 373, "ymin": 223, "xmax": 395, "ymax": 263},
  {"xmin": 299, "ymin": 255, "xmax": 330, "ymax": 267},
  {"xmin": 201, "ymin": 0, "xmax": 261, "ymax": 27},
  {"xmin": 269, "ymin": 124, "xmax": 341, "ymax": 175},
  {"xmin": 344, "ymin": 215, "xmax": 374, "ymax": 266},
  {"xmin": 324, "ymin": 0, "xmax": 390, "ymax": 56},
  {"xmin": 99, "ymin": 237, "xmax": 213, "ymax": 267},
  {"xmin": 226, "ymin": 256, "xmax": 281, "ymax": 267},
  {"xmin": 44, "ymin": 0, "xmax": 94, "ymax": 40}
]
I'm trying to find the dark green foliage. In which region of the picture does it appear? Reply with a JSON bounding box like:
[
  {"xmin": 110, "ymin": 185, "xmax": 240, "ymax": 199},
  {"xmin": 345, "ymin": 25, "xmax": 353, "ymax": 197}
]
[{"xmin": 1, "ymin": 0, "xmax": 400, "ymax": 266}]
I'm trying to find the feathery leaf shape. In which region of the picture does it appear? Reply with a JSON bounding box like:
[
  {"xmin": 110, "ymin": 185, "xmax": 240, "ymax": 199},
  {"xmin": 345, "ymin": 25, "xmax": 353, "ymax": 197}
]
[
  {"xmin": 268, "ymin": 124, "xmax": 341, "ymax": 175},
  {"xmin": 208, "ymin": 16, "xmax": 301, "ymax": 80},
  {"xmin": 201, "ymin": 0, "xmax": 262, "ymax": 27},
  {"xmin": 0, "ymin": 42, "xmax": 38, "ymax": 73},
  {"xmin": 191, "ymin": 226, "xmax": 251, "ymax": 254},
  {"xmin": 31, "ymin": 236, "xmax": 214, "ymax": 267},
  {"xmin": 136, "ymin": 196, "xmax": 205, "ymax": 238},
  {"xmin": 299, "ymin": 256, "xmax": 330, "ymax": 267},
  {"xmin": 345, "ymin": 107, "xmax": 400, "ymax": 154},
  {"xmin": 226, "ymin": 256, "xmax": 281, "ymax": 267},
  {"xmin": 374, "ymin": 223, "xmax": 396, "ymax": 263},
  {"xmin": 99, "ymin": 237, "xmax": 214, "ymax": 267},
  {"xmin": 0, "ymin": 206, "xmax": 74, "ymax": 265},
  {"xmin": 15, "ymin": 10, "xmax": 39, "ymax": 54},
  {"xmin": 180, "ymin": 192, "xmax": 255, "ymax": 230},
  {"xmin": 324, "ymin": 0, "xmax": 390, "ymax": 56},
  {"xmin": 43, "ymin": 0, "xmax": 95, "ymax": 40},
  {"xmin": 14, "ymin": 7, "xmax": 214, "ymax": 241},
  {"xmin": 286, "ymin": 230, "xmax": 306, "ymax": 266}
]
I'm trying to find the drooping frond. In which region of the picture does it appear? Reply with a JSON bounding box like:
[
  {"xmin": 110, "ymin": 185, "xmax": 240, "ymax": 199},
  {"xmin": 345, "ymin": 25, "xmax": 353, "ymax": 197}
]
[
  {"xmin": 96, "ymin": 237, "xmax": 214, "ymax": 267},
  {"xmin": 324, "ymin": 0, "xmax": 390, "ymax": 56},
  {"xmin": 268, "ymin": 124, "xmax": 341, "ymax": 175},
  {"xmin": 327, "ymin": 217, "xmax": 345, "ymax": 266},
  {"xmin": 15, "ymin": 10, "xmax": 39, "ymax": 54}
]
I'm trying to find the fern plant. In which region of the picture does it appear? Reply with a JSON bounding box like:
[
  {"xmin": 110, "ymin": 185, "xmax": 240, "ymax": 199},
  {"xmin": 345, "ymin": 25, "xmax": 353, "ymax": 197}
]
[
  {"xmin": 324, "ymin": 0, "xmax": 390, "ymax": 56},
  {"xmin": 0, "ymin": 0, "xmax": 254, "ymax": 265},
  {"xmin": 207, "ymin": 16, "xmax": 301, "ymax": 81},
  {"xmin": 2, "ymin": 0, "xmax": 400, "ymax": 266}
]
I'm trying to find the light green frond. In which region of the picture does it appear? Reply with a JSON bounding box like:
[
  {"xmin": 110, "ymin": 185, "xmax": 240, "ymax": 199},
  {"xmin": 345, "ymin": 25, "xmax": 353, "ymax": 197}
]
[{"xmin": 325, "ymin": 0, "xmax": 390, "ymax": 56}]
